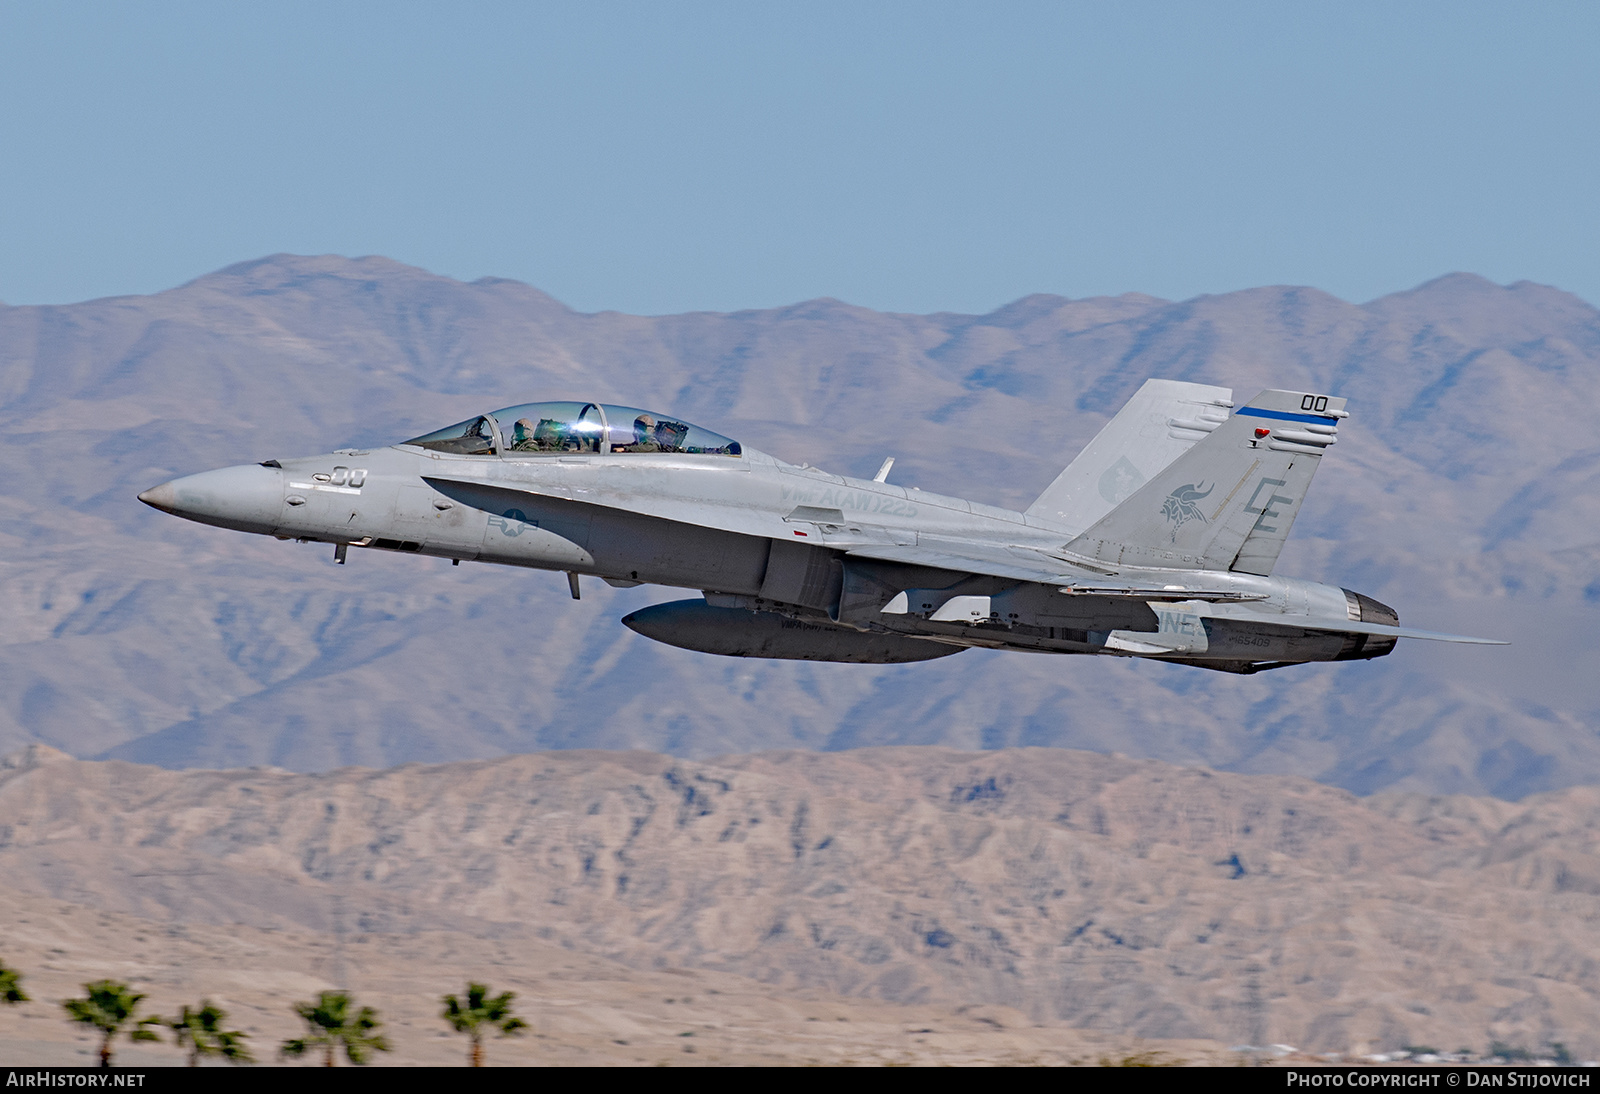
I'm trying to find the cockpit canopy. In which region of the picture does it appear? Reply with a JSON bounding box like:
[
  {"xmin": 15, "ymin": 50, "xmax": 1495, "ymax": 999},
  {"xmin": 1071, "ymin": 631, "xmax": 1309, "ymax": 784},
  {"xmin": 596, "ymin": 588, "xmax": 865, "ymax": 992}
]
[{"xmin": 401, "ymin": 401, "xmax": 742, "ymax": 458}]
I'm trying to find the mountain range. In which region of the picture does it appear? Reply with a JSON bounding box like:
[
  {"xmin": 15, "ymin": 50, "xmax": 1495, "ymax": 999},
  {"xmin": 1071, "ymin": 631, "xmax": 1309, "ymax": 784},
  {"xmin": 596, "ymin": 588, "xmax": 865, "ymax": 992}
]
[{"xmin": 0, "ymin": 255, "xmax": 1596, "ymax": 797}]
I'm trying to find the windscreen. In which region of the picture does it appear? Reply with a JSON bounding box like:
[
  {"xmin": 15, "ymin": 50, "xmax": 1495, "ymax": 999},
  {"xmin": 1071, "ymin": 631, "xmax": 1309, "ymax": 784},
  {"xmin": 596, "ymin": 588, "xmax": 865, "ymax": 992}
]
[{"xmin": 401, "ymin": 415, "xmax": 498, "ymax": 455}]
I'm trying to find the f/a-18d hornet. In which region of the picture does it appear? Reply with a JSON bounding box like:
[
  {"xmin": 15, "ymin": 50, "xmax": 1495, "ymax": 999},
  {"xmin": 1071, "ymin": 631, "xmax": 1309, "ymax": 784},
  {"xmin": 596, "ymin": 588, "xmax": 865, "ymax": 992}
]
[{"xmin": 138, "ymin": 380, "xmax": 1504, "ymax": 673}]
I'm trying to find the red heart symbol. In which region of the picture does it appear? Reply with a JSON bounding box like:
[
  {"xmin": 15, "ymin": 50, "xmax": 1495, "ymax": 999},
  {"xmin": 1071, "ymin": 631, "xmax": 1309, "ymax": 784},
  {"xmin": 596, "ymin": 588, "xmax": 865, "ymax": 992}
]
[{"xmin": 1255, "ymin": 428, "xmax": 1271, "ymax": 438}]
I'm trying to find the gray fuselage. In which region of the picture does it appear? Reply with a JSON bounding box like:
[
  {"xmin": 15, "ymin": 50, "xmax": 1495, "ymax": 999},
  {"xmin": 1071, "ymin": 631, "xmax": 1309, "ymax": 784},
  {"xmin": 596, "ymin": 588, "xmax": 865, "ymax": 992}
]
[{"xmin": 140, "ymin": 437, "xmax": 1393, "ymax": 673}]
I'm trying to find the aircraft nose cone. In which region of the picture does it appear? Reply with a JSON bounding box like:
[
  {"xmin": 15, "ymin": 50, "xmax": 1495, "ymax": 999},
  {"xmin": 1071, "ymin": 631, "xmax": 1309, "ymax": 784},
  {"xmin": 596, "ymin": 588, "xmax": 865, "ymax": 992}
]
[
  {"xmin": 138, "ymin": 464, "xmax": 284, "ymax": 533},
  {"xmin": 137, "ymin": 482, "xmax": 178, "ymax": 511}
]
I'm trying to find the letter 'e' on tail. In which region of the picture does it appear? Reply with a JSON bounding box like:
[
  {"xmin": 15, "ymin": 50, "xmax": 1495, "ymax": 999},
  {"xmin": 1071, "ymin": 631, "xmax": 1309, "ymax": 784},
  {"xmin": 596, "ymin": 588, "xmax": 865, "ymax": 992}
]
[{"xmin": 1063, "ymin": 390, "xmax": 1346, "ymax": 576}]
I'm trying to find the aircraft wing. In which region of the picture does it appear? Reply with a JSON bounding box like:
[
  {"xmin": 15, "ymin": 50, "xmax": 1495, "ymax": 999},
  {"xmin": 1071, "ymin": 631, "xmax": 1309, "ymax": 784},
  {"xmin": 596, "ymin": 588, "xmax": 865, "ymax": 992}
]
[
  {"xmin": 848, "ymin": 542, "xmax": 1505, "ymax": 641},
  {"xmin": 844, "ymin": 541, "xmax": 1077, "ymax": 584},
  {"xmin": 845, "ymin": 541, "xmax": 1268, "ymax": 601}
]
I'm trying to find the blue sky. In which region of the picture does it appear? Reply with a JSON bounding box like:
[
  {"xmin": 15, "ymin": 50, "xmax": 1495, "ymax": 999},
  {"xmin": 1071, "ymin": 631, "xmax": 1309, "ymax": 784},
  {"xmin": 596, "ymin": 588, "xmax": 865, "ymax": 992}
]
[{"xmin": 1, "ymin": 1, "xmax": 1596, "ymax": 313}]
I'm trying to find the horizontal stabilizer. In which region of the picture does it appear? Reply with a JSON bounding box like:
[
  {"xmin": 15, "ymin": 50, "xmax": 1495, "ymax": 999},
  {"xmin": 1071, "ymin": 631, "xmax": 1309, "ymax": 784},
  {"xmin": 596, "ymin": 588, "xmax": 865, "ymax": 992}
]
[{"xmin": 1245, "ymin": 615, "xmax": 1508, "ymax": 645}]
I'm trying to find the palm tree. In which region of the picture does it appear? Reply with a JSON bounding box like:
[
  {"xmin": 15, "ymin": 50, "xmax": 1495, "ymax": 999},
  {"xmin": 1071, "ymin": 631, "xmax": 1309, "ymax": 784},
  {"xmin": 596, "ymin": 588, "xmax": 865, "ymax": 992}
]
[
  {"xmin": 442, "ymin": 982, "xmax": 526, "ymax": 1066},
  {"xmin": 62, "ymin": 980, "xmax": 162, "ymax": 1067},
  {"xmin": 165, "ymin": 1001, "xmax": 254, "ymax": 1066},
  {"xmin": 0, "ymin": 961, "xmax": 27, "ymax": 1005},
  {"xmin": 280, "ymin": 991, "xmax": 389, "ymax": 1066}
]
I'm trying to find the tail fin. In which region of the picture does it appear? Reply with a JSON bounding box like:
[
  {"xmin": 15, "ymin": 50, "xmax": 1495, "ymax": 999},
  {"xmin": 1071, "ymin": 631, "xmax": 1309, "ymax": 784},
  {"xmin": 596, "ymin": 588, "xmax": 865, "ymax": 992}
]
[
  {"xmin": 1063, "ymin": 389, "xmax": 1346, "ymax": 576},
  {"xmin": 1026, "ymin": 379, "xmax": 1235, "ymax": 532}
]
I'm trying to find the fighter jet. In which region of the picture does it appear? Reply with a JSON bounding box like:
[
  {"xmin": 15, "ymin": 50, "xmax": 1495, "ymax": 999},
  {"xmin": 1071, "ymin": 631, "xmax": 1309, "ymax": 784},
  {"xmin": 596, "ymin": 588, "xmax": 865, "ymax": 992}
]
[{"xmin": 138, "ymin": 381, "xmax": 1504, "ymax": 673}]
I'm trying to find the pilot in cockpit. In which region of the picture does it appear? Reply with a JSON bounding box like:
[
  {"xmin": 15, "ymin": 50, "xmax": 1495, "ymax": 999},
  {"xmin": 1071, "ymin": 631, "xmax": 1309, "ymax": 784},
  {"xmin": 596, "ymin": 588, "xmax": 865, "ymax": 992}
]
[
  {"xmin": 510, "ymin": 418, "xmax": 536, "ymax": 450},
  {"xmin": 627, "ymin": 414, "xmax": 661, "ymax": 453}
]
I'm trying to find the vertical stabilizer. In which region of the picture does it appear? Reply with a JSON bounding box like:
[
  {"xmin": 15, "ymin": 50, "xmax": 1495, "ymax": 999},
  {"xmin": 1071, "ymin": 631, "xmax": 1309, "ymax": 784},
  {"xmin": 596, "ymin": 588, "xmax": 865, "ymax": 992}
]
[
  {"xmin": 1026, "ymin": 379, "xmax": 1235, "ymax": 532},
  {"xmin": 1063, "ymin": 389, "xmax": 1346, "ymax": 575}
]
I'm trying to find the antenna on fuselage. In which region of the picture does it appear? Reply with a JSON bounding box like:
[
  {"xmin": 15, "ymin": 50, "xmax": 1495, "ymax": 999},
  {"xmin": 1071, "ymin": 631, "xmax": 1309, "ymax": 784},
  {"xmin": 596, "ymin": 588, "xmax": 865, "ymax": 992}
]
[{"xmin": 873, "ymin": 457, "xmax": 895, "ymax": 483}]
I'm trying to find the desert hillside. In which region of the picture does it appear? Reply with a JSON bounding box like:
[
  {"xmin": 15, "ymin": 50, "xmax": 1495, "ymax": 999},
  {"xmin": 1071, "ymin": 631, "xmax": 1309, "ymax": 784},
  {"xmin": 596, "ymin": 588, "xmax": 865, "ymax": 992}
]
[{"xmin": 2, "ymin": 744, "xmax": 1596, "ymax": 1061}]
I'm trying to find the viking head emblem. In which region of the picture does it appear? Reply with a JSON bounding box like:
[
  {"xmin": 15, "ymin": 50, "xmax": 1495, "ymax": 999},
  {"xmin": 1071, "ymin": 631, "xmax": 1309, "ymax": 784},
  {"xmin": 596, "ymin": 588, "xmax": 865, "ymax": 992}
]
[{"xmin": 1161, "ymin": 482, "xmax": 1213, "ymax": 540}]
